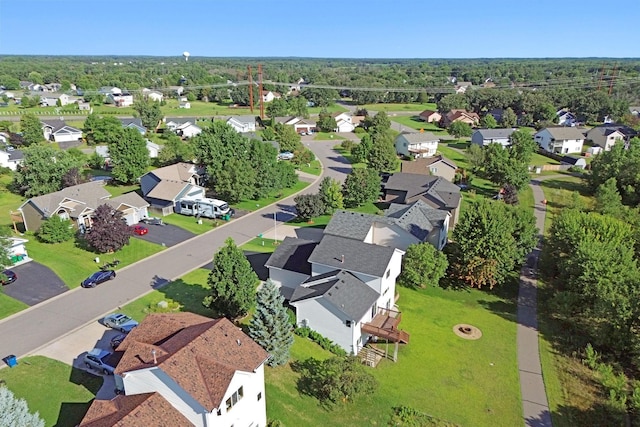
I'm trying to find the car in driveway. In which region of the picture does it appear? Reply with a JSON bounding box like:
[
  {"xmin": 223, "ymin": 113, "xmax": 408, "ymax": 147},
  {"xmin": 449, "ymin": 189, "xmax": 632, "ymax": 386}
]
[
  {"xmin": 103, "ymin": 313, "xmax": 138, "ymax": 333},
  {"xmin": 132, "ymin": 224, "xmax": 149, "ymax": 235},
  {"xmin": 110, "ymin": 333, "xmax": 126, "ymax": 350},
  {"xmin": 81, "ymin": 270, "xmax": 116, "ymax": 288},
  {"xmin": 1, "ymin": 270, "xmax": 17, "ymax": 285},
  {"xmin": 83, "ymin": 348, "xmax": 116, "ymax": 375},
  {"xmin": 277, "ymin": 151, "xmax": 294, "ymax": 161}
]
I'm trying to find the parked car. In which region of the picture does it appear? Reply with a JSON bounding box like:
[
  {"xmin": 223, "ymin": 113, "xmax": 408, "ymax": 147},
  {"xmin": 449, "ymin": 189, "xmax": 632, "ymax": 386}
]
[
  {"xmin": 1, "ymin": 270, "xmax": 17, "ymax": 285},
  {"xmin": 83, "ymin": 348, "xmax": 116, "ymax": 375},
  {"xmin": 81, "ymin": 270, "xmax": 116, "ymax": 288},
  {"xmin": 132, "ymin": 224, "xmax": 149, "ymax": 235},
  {"xmin": 277, "ymin": 151, "xmax": 294, "ymax": 161},
  {"xmin": 103, "ymin": 313, "xmax": 139, "ymax": 333},
  {"xmin": 141, "ymin": 217, "xmax": 164, "ymax": 226},
  {"xmin": 110, "ymin": 333, "xmax": 126, "ymax": 350}
]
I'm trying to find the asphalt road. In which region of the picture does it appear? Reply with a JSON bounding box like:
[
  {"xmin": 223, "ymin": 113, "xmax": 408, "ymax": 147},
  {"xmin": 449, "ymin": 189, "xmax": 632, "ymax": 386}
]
[{"xmin": 0, "ymin": 140, "xmax": 350, "ymax": 360}]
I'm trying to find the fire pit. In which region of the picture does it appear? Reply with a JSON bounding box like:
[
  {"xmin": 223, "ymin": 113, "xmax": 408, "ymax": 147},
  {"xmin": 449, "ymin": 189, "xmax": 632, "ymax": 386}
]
[{"xmin": 453, "ymin": 324, "xmax": 482, "ymax": 340}]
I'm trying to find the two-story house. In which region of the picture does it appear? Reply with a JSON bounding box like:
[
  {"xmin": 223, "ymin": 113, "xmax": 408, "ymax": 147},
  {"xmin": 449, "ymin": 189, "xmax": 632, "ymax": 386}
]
[
  {"xmin": 534, "ymin": 127, "xmax": 585, "ymax": 154},
  {"xmin": 586, "ymin": 126, "xmax": 627, "ymax": 151},
  {"xmin": 470, "ymin": 128, "xmax": 516, "ymax": 148},
  {"xmin": 80, "ymin": 313, "xmax": 269, "ymax": 427},
  {"xmin": 140, "ymin": 162, "xmax": 206, "ymax": 214},
  {"xmin": 226, "ymin": 116, "xmax": 256, "ymax": 133},
  {"xmin": 395, "ymin": 132, "xmax": 440, "ymax": 158}
]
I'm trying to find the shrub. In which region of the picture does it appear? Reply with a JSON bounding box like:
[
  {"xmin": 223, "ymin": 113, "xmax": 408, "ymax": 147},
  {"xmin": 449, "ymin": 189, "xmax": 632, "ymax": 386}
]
[
  {"xmin": 340, "ymin": 139, "xmax": 355, "ymax": 151},
  {"xmin": 37, "ymin": 216, "xmax": 75, "ymax": 243},
  {"xmin": 295, "ymin": 326, "xmax": 347, "ymax": 356}
]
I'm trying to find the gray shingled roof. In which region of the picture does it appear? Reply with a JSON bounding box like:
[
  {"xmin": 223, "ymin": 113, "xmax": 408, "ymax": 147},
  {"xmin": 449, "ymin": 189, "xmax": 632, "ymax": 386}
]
[
  {"xmin": 384, "ymin": 173, "xmax": 461, "ymax": 210},
  {"xmin": 228, "ymin": 116, "xmax": 256, "ymax": 125},
  {"xmin": 473, "ymin": 128, "xmax": 516, "ymax": 139},
  {"xmin": 540, "ymin": 127, "xmax": 585, "ymax": 140},
  {"xmin": 265, "ymin": 236, "xmax": 316, "ymax": 275},
  {"xmin": 24, "ymin": 181, "xmax": 111, "ymax": 218},
  {"xmin": 323, "ymin": 211, "xmax": 377, "ymax": 241},
  {"xmin": 291, "ymin": 270, "xmax": 379, "ymax": 321},
  {"xmin": 396, "ymin": 132, "xmax": 440, "ymax": 144},
  {"xmin": 108, "ymin": 192, "xmax": 149, "ymax": 209},
  {"xmin": 308, "ymin": 235, "xmax": 395, "ymax": 278}
]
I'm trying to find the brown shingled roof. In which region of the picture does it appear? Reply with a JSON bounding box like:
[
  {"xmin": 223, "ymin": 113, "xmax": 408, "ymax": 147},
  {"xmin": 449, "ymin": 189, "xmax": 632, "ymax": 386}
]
[
  {"xmin": 79, "ymin": 392, "xmax": 192, "ymax": 427},
  {"xmin": 150, "ymin": 162, "xmax": 200, "ymax": 182},
  {"xmin": 114, "ymin": 313, "xmax": 268, "ymax": 411}
]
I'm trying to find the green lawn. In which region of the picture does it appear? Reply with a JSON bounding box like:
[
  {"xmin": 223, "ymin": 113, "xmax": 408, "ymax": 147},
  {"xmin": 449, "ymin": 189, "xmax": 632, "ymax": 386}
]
[
  {"xmin": 308, "ymin": 104, "xmax": 349, "ymax": 115},
  {"xmin": 267, "ymin": 284, "xmax": 521, "ymax": 427},
  {"xmin": 391, "ymin": 116, "xmax": 447, "ymax": 133},
  {"xmin": 332, "ymin": 146, "xmax": 367, "ymax": 169},
  {"xmin": 0, "ymin": 356, "xmax": 102, "ymax": 427},
  {"xmin": 355, "ymin": 102, "xmax": 437, "ymax": 113},
  {"xmin": 242, "ymin": 237, "xmax": 280, "ymax": 253},
  {"xmin": 0, "ymin": 173, "xmax": 23, "ymax": 228},
  {"xmin": 538, "ymin": 176, "xmax": 591, "ymax": 233},
  {"xmin": 0, "ymin": 292, "xmax": 29, "ymax": 319},
  {"xmin": 297, "ymin": 159, "xmax": 322, "ymax": 176},
  {"xmin": 160, "ymin": 212, "xmax": 224, "ymax": 235},
  {"xmin": 233, "ymin": 180, "xmax": 310, "ymax": 212},
  {"xmin": 26, "ymin": 234, "xmax": 165, "ymax": 288},
  {"xmin": 103, "ymin": 182, "xmax": 141, "ymax": 197},
  {"xmin": 313, "ymin": 132, "xmax": 346, "ymax": 141},
  {"xmin": 529, "ymin": 152, "xmax": 561, "ymax": 167}
]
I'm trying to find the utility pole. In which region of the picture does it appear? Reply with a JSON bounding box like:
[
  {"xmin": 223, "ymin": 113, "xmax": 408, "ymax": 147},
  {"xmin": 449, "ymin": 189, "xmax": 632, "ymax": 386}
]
[
  {"xmin": 258, "ymin": 64, "xmax": 264, "ymax": 120},
  {"xmin": 247, "ymin": 66, "xmax": 254, "ymax": 113},
  {"xmin": 597, "ymin": 62, "xmax": 605, "ymax": 91},
  {"xmin": 608, "ymin": 64, "xmax": 618, "ymax": 96}
]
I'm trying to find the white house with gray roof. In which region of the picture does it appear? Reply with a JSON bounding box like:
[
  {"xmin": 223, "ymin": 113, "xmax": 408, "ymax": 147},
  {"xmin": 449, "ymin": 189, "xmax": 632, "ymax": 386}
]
[
  {"xmin": 470, "ymin": 128, "xmax": 516, "ymax": 148},
  {"xmin": 227, "ymin": 116, "xmax": 256, "ymax": 133},
  {"xmin": 534, "ymin": 127, "xmax": 585, "ymax": 154},
  {"xmin": 395, "ymin": 132, "xmax": 440, "ymax": 158},
  {"xmin": 266, "ymin": 229, "xmax": 408, "ymax": 356}
]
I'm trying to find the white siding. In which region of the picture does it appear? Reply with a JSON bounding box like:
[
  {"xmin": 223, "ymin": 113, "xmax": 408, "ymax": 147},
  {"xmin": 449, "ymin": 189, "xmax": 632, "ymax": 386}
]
[
  {"xmin": 364, "ymin": 223, "xmax": 419, "ymax": 251},
  {"xmin": 268, "ymin": 267, "xmax": 309, "ymax": 290},
  {"xmin": 294, "ymin": 297, "xmax": 360, "ymax": 353},
  {"xmin": 207, "ymin": 368, "xmax": 266, "ymax": 427}
]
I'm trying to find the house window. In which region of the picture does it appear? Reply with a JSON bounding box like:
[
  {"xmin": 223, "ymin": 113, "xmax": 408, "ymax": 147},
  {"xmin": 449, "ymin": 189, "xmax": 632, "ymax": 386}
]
[
  {"xmin": 345, "ymin": 320, "xmax": 352, "ymax": 327},
  {"xmin": 385, "ymin": 269, "xmax": 390, "ymax": 278},
  {"xmin": 430, "ymin": 167, "xmax": 437, "ymax": 174},
  {"xmin": 226, "ymin": 386, "xmax": 244, "ymax": 412},
  {"xmin": 257, "ymin": 392, "xmax": 262, "ymax": 401}
]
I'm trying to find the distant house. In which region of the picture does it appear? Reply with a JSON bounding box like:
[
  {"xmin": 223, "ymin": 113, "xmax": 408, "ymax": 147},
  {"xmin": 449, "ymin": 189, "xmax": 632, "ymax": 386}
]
[
  {"xmin": 19, "ymin": 181, "xmax": 149, "ymax": 232},
  {"xmin": 165, "ymin": 117, "xmax": 202, "ymax": 138},
  {"xmin": 179, "ymin": 101, "xmax": 191, "ymax": 109},
  {"xmin": 107, "ymin": 92, "xmax": 134, "ymax": 107},
  {"xmin": 273, "ymin": 116, "xmax": 316, "ymax": 134},
  {"xmin": 586, "ymin": 127, "xmax": 625, "ymax": 151},
  {"xmin": 118, "ymin": 118, "xmax": 147, "ymax": 135},
  {"xmin": 561, "ymin": 155, "xmax": 587, "ymax": 169},
  {"xmin": 140, "ymin": 162, "xmax": 206, "ymax": 214},
  {"xmin": 39, "ymin": 93, "xmax": 73, "ymax": 107},
  {"xmin": 630, "ymin": 106, "xmax": 640, "ymax": 117},
  {"xmin": 80, "ymin": 313, "xmax": 269, "ymax": 427},
  {"xmin": 227, "ymin": 116, "xmax": 256, "ymax": 133},
  {"xmin": 78, "ymin": 101, "xmax": 91, "ymax": 111},
  {"xmin": 142, "ymin": 88, "xmax": 163, "ymax": 102},
  {"xmin": 382, "ymin": 172, "xmax": 462, "ymax": 226},
  {"xmin": 261, "ymin": 90, "xmax": 281, "ymax": 103},
  {"xmin": 7, "ymin": 237, "xmax": 31, "ymax": 267},
  {"xmin": 99, "ymin": 86, "xmax": 122, "ymax": 95},
  {"xmin": 41, "ymin": 120, "xmax": 82, "ymax": 143},
  {"xmin": 0, "ymin": 148, "xmax": 24, "ymax": 171},
  {"xmin": 400, "ymin": 155, "xmax": 457, "ymax": 182},
  {"xmin": 454, "ymin": 81, "xmax": 473, "ymax": 94},
  {"xmin": 470, "ymin": 128, "xmax": 516, "ymax": 148},
  {"xmin": 146, "ymin": 140, "xmax": 161, "ymax": 158},
  {"xmin": 395, "ymin": 132, "xmax": 440, "ymax": 158},
  {"xmin": 442, "ymin": 109, "xmax": 480, "ymax": 127},
  {"xmin": 418, "ymin": 110, "xmax": 442, "ymax": 123},
  {"xmin": 332, "ymin": 112, "xmax": 355, "ymax": 133},
  {"xmin": 534, "ymin": 127, "xmax": 585, "ymax": 154},
  {"xmin": 556, "ymin": 109, "xmax": 577, "ymax": 126}
]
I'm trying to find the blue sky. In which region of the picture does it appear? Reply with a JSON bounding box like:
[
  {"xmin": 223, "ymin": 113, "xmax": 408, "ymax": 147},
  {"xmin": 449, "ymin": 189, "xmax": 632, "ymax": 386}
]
[{"xmin": 0, "ymin": 0, "xmax": 637, "ymax": 58}]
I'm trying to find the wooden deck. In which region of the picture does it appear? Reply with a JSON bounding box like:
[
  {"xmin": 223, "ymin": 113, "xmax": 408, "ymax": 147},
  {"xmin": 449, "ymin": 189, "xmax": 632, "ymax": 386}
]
[{"xmin": 361, "ymin": 308, "xmax": 409, "ymax": 344}]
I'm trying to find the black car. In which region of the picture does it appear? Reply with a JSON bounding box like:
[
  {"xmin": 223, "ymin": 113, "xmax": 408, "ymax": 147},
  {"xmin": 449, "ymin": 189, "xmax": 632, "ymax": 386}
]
[
  {"xmin": 1, "ymin": 270, "xmax": 17, "ymax": 285},
  {"xmin": 81, "ymin": 270, "xmax": 116, "ymax": 288}
]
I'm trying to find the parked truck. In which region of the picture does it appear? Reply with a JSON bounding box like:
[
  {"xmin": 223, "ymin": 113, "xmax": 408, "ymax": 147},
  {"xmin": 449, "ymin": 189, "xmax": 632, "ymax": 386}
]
[{"xmin": 175, "ymin": 198, "xmax": 234, "ymax": 220}]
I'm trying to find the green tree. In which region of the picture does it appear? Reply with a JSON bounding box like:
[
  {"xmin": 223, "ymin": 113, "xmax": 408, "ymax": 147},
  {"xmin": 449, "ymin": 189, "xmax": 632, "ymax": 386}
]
[
  {"xmin": 317, "ymin": 110, "xmax": 337, "ymax": 132},
  {"xmin": 398, "ymin": 243, "xmax": 449, "ymax": 288},
  {"xmin": 367, "ymin": 132, "xmax": 399, "ymax": 173},
  {"xmin": 204, "ymin": 238, "xmax": 258, "ymax": 319},
  {"xmin": 449, "ymin": 199, "xmax": 537, "ymax": 289},
  {"xmin": 84, "ymin": 204, "xmax": 132, "ymax": 253},
  {"xmin": 594, "ymin": 178, "xmax": 624, "ymax": 216},
  {"xmin": 28, "ymin": 71, "xmax": 44, "ymax": 84},
  {"xmin": 211, "ymin": 157, "xmax": 256, "ymax": 203},
  {"xmin": 157, "ymin": 133, "xmax": 194, "ymax": 166},
  {"xmin": 273, "ymin": 123, "xmax": 302, "ymax": 153},
  {"xmin": 109, "ymin": 128, "xmax": 150, "ymax": 184},
  {"xmin": 83, "ymin": 113, "xmax": 122, "ymax": 145},
  {"xmin": 589, "ymin": 139, "xmax": 640, "ymax": 206},
  {"xmin": 318, "ymin": 177, "xmax": 344, "ymax": 214},
  {"xmin": 501, "ymin": 107, "xmax": 518, "ymax": 127},
  {"xmin": 0, "ymin": 75, "xmax": 20, "ymax": 90},
  {"xmin": 19, "ymin": 114, "xmax": 44, "ymax": 146},
  {"xmin": 480, "ymin": 114, "xmax": 498, "ymax": 128},
  {"xmin": 437, "ymin": 93, "xmax": 469, "ymax": 113},
  {"xmin": 370, "ymin": 111, "xmax": 391, "ymax": 132},
  {"xmin": 266, "ymin": 98, "xmax": 289, "ymax": 119},
  {"xmin": 448, "ymin": 121, "xmax": 473, "ymax": 139},
  {"xmin": 37, "ymin": 216, "xmax": 75, "ymax": 243},
  {"xmin": 342, "ymin": 168, "xmax": 381, "ymax": 208},
  {"xmin": 296, "ymin": 356, "xmax": 378, "ymax": 405},
  {"xmin": 289, "ymin": 96, "xmax": 309, "ymax": 118},
  {"xmin": 509, "ymin": 129, "xmax": 538, "ymax": 164},
  {"xmin": 351, "ymin": 133, "xmax": 372, "ymax": 163},
  {"xmin": 483, "ymin": 143, "xmax": 530, "ymax": 190},
  {"xmin": 0, "ymin": 385, "xmax": 45, "ymax": 427},
  {"xmin": 13, "ymin": 144, "xmax": 84, "ymax": 197},
  {"xmin": 249, "ymin": 279, "xmax": 294, "ymax": 366},
  {"xmin": 132, "ymin": 98, "xmax": 162, "ymax": 130},
  {"xmin": 294, "ymin": 194, "xmax": 325, "ymax": 221},
  {"xmin": 467, "ymin": 143, "xmax": 485, "ymax": 172}
]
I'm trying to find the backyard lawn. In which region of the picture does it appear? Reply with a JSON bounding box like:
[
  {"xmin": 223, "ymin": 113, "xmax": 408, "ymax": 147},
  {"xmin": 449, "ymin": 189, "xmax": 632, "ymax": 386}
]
[
  {"xmin": 0, "ymin": 356, "xmax": 102, "ymax": 427},
  {"xmin": 390, "ymin": 115, "xmax": 447, "ymax": 133},
  {"xmin": 233, "ymin": 180, "xmax": 309, "ymax": 212},
  {"xmin": 354, "ymin": 102, "xmax": 437, "ymax": 113},
  {"xmin": 313, "ymin": 132, "xmax": 346, "ymax": 141}
]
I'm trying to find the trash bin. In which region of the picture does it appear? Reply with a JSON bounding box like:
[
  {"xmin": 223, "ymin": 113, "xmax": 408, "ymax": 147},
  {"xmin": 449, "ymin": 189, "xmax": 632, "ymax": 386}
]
[{"xmin": 4, "ymin": 355, "xmax": 17, "ymax": 368}]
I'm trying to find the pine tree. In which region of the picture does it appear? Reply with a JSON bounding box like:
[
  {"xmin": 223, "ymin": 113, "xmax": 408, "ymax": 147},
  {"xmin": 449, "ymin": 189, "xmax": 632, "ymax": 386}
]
[
  {"xmin": 0, "ymin": 385, "xmax": 45, "ymax": 427},
  {"xmin": 204, "ymin": 238, "xmax": 258, "ymax": 318},
  {"xmin": 249, "ymin": 279, "xmax": 294, "ymax": 366}
]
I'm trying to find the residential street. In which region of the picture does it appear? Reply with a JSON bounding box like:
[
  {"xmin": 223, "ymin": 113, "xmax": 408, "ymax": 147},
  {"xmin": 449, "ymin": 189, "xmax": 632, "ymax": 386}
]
[{"xmin": 0, "ymin": 139, "xmax": 349, "ymax": 360}]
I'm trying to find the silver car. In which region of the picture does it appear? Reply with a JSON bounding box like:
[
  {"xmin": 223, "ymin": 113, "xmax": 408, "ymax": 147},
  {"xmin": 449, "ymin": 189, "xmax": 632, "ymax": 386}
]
[{"xmin": 83, "ymin": 348, "xmax": 115, "ymax": 375}]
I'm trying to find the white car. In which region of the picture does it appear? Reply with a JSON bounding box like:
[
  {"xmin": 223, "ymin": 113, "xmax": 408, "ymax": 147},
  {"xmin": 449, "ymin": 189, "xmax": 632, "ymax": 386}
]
[{"xmin": 277, "ymin": 151, "xmax": 294, "ymax": 161}]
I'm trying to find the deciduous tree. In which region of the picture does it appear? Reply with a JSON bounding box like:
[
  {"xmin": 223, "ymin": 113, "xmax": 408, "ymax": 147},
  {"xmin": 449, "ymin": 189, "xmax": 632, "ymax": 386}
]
[
  {"xmin": 480, "ymin": 114, "xmax": 498, "ymax": 128},
  {"xmin": 109, "ymin": 128, "xmax": 150, "ymax": 184},
  {"xmin": 132, "ymin": 98, "xmax": 162, "ymax": 130},
  {"xmin": 294, "ymin": 194, "xmax": 325, "ymax": 220},
  {"xmin": 13, "ymin": 144, "xmax": 84, "ymax": 197},
  {"xmin": 19, "ymin": 114, "xmax": 44, "ymax": 146},
  {"xmin": 204, "ymin": 238, "xmax": 258, "ymax": 319},
  {"xmin": 318, "ymin": 177, "xmax": 344, "ymax": 214},
  {"xmin": 448, "ymin": 121, "xmax": 473, "ymax": 139},
  {"xmin": 249, "ymin": 279, "xmax": 294, "ymax": 366},
  {"xmin": 84, "ymin": 204, "xmax": 132, "ymax": 253},
  {"xmin": 398, "ymin": 243, "xmax": 449, "ymax": 288},
  {"xmin": 342, "ymin": 168, "xmax": 380, "ymax": 208},
  {"xmin": 83, "ymin": 114, "xmax": 122, "ymax": 145},
  {"xmin": 501, "ymin": 107, "xmax": 518, "ymax": 128},
  {"xmin": 317, "ymin": 110, "xmax": 337, "ymax": 133}
]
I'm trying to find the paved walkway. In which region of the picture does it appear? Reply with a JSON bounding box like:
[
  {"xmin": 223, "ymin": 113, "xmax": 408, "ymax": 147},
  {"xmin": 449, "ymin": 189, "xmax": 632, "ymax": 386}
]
[{"xmin": 518, "ymin": 176, "xmax": 557, "ymax": 427}]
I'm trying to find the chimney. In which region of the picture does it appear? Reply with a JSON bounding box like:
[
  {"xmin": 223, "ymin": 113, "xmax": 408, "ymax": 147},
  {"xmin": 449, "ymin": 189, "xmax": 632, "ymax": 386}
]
[
  {"xmin": 236, "ymin": 339, "xmax": 241, "ymax": 346},
  {"xmin": 152, "ymin": 349, "xmax": 157, "ymax": 365},
  {"xmin": 341, "ymin": 254, "xmax": 344, "ymax": 263}
]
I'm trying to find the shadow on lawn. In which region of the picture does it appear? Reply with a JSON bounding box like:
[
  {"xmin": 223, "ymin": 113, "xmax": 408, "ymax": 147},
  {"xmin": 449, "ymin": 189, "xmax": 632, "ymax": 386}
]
[
  {"xmin": 540, "ymin": 178, "xmax": 589, "ymax": 196},
  {"xmin": 538, "ymin": 403, "xmax": 627, "ymax": 427},
  {"xmin": 57, "ymin": 367, "xmax": 103, "ymax": 427}
]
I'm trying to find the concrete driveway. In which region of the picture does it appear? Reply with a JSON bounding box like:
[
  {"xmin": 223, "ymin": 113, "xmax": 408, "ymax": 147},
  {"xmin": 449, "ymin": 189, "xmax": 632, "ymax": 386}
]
[
  {"xmin": 132, "ymin": 223, "xmax": 195, "ymax": 247},
  {"xmin": 2, "ymin": 262, "xmax": 68, "ymax": 306}
]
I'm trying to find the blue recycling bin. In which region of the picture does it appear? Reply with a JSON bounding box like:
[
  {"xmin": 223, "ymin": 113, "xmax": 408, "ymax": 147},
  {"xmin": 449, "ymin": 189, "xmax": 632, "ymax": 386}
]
[{"xmin": 4, "ymin": 354, "xmax": 17, "ymax": 368}]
